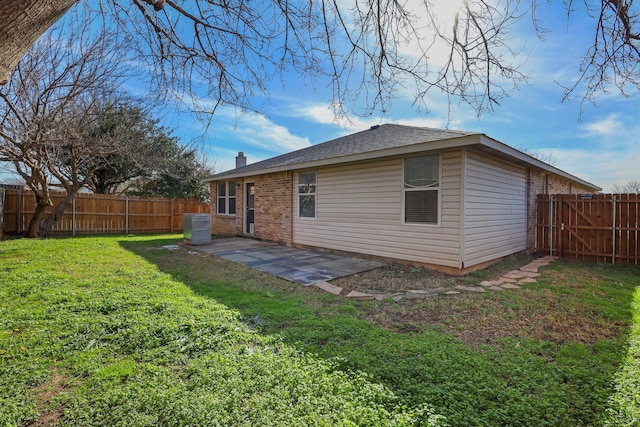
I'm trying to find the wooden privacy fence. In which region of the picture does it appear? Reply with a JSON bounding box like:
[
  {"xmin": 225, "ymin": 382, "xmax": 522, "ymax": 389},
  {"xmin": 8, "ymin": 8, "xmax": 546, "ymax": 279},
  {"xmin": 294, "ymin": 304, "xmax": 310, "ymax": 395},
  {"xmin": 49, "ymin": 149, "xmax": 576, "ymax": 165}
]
[
  {"xmin": 536, "ymin": 194, "xmax": 640, "ymax": 265},
  {"xmin": 1, "ymin": 188, "xmax": 210, "ymax": 235}
]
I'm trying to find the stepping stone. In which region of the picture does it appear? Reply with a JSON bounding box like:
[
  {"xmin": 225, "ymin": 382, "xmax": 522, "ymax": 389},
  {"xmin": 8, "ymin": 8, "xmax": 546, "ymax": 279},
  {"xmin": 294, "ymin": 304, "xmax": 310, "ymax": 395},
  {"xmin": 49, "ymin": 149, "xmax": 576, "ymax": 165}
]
[
  {"xmin": 489, "ymin": 286, "xmax": 505, "ymax": 291},
  {"xmin": 518, "ymin": 278, "xmax": 537, "ymax": 284},
  {"xmin": 373, "ymin": 293, "xmax": 392, "ymax": 301},
  {"xmin": 503, "ymin": 270, "xmax": 540, "ymax": 280},
  {"xmin": 500, "ymin": 283, "xmax": 521, "ymax": 290},
  {"xmin": 392, "ymin": 294, "xmax": 405, "ymax": 301},
  {"xmin": 406, "ymin": 292, "xmax": 432, "ymax": 299},
  {"xmin": 495, "ymin": 277, "xmax": 518, "ymax": 285},
  {"xmin": 346, "ymin": 291, "xmax": 374, "ymax": 301},
  {"xmin": 313, "ymin": 281, "xmax": 343, "ymax": 295},
  {"xmin": 529, "ymin": 260, "xmax": 551, "ymax": 266},
  {"xmin": 455, "ymin": 285, "xmax": 485, "ymax": 293},
  {"xmin": 445, "ymin": 291, "xmax": 460, "ymax": 295},
  {"xmin": 480, "ymin": 280, "xmax": 495, "ymax": 287},
  {"xmin": 520, "ymin": 264, "xmax": 540, "ymax": 273},
  {"xmin": 407, "ymin": 289, "xmax": 431, "ymax": 294}
]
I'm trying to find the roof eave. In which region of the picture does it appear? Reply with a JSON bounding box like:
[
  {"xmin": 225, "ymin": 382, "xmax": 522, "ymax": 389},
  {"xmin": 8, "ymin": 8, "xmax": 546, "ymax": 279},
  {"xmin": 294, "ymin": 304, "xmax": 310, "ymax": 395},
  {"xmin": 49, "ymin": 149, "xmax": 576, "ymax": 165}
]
[
  {"xmin": 478, "ymin": 135, "xmax": 601, "ymax": 191},
  {"xmin": 204, "ymin": 134, "xmax": 481, "ymax": 181},
  {"xmin": 204, "ymin": 132, "xmax": 601, "ymax": 192}
]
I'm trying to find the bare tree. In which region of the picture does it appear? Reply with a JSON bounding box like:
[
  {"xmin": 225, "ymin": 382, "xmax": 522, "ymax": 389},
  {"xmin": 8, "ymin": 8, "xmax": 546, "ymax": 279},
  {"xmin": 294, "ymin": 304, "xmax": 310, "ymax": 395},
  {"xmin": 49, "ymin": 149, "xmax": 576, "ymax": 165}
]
[
  {"xmin": 612, "ymin": 180, "xmax": 640, "ymax": 193},
  {"xmin": 0, "ymin": 18, "xmax": 133, "ymax": 237},
  {"xmin": 1, "ymin": 1, "xmax": 639, "ymax": 118}
]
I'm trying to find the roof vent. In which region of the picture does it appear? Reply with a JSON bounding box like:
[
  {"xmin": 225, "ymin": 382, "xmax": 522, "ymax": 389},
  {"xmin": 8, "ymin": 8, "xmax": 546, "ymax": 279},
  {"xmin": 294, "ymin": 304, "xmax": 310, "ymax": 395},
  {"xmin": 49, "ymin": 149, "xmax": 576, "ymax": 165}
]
[{"xmin": 370, "ymin": 125, "xmax": 380, "ymax": 130}]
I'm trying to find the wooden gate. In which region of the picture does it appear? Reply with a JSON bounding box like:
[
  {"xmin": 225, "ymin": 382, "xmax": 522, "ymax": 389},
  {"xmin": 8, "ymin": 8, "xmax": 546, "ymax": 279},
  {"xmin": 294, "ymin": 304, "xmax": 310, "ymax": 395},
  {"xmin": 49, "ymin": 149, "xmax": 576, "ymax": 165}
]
[{"xmin": 536, "ymin": 194, "xmax": 640, "ymax": 264}]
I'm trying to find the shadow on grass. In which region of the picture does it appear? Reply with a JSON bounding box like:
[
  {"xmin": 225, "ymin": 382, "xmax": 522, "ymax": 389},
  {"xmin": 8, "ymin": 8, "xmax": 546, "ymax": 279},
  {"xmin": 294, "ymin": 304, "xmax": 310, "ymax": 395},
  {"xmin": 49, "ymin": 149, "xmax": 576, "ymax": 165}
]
[{"xmin": 120, "ymin": 235, "xmax": 639, "ymax": 427}]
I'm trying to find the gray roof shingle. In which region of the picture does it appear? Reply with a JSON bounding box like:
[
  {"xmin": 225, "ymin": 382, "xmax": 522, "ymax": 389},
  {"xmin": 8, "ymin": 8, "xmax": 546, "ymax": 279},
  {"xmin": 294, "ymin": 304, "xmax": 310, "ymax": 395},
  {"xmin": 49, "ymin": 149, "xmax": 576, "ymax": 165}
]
[{"xmin": 208, "ymin": 124, "xmax": 474, "ymax": 179}]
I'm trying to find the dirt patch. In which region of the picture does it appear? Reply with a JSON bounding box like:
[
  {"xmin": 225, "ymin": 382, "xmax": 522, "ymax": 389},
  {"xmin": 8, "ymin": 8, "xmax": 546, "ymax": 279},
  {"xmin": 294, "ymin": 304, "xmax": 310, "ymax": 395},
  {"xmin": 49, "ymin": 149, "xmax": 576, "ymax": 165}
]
[
  {"xmin": 27, "ymin": 370, "xmax": 67, "ymax": 427},
  {"xmin": 331, "ymin": 263, "xmax": 467, "ymax": 294},
  {"xmin": 331, "ymin": 252, "xmax": 536, "ymax": 294},
  {"xmin": 333, "ymin": 255, "xmax": 628, "ymax": 347}
]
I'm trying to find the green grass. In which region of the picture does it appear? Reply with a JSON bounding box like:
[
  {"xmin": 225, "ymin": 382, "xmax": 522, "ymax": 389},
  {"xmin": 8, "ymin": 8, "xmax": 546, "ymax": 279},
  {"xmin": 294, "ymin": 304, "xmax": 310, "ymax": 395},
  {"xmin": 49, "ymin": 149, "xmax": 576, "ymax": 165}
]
[
  {"xmin": 2, "ymin": 234, "xmax": 640, "ymax": 426},
  {"xmin": 0, "ymin": 235, "xmax": 440, "ymax": 426}
]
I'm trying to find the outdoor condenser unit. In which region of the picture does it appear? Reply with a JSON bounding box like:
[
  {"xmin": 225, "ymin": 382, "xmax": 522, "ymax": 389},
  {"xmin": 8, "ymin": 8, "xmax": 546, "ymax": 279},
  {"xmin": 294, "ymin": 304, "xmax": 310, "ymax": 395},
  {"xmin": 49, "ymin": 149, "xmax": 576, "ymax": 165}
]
[{"xmin": 183, "ymin": 213, "xmax": 211, "ymax": 245}]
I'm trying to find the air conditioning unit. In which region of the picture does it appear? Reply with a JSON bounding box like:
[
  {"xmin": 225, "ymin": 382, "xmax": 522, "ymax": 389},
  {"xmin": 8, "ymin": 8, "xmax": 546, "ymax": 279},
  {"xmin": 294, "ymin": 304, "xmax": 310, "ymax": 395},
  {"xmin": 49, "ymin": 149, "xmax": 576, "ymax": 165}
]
[{"xmin": 183, "ymin": 214, "xmax": 211, "ymax": 245}]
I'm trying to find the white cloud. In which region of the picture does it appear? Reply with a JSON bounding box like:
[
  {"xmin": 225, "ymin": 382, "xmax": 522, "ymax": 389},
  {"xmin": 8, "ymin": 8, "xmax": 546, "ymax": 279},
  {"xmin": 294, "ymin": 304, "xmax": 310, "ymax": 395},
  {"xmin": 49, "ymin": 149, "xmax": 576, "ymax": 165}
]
[
  {"xmin": 548, "ymin": 145, "xmax": 640, "ymax": 192},
  {"xmin": 580, "ymin": 114, "xmax": 624, "ymax": 138},
  {"xmin": 291, "ymin": 104, "xmax": 377, "ymax": 132},
  {"xmin": 228, "ymin": 112, "xmax": 312, "ymax": 152}
]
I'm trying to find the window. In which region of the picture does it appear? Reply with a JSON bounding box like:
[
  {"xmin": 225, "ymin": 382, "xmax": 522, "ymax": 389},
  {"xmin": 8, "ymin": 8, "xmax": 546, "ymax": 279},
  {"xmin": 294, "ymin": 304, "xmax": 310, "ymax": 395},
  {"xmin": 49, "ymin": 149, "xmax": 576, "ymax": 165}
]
[
  {"xmin": 217, "ymin": 180, "xmax": 236, "ymax": 215},
  {"xmin": 404, "ymin": 155, "xmax": 439, "ymax": 224},
  {"xmin": 298, "ymin": 170, "xmax": 316, "ymax": 218}
]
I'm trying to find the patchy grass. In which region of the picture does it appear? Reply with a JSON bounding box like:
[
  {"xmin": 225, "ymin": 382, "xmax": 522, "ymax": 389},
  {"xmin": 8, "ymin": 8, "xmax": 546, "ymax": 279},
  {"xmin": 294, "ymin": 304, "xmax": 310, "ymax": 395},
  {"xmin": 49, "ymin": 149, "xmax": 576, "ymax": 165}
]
[
  {"xmin": 128, "ymin": 236, "xmax": 640, "ymax": 426},
  {"xmin": 0, "ymin": 235, "xmax": 441, "ymax": 426},
  {"xmin": 2, "ymin": 234, "xmax": 639, "ymax": 426}
]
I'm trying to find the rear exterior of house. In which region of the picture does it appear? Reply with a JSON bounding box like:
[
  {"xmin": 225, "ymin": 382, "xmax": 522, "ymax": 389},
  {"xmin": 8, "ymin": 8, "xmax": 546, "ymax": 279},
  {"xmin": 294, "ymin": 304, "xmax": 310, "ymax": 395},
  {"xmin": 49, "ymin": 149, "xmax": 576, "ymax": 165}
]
[{"xmin": 206, "ymin": 125, "xmax": 599, "ymax": 272}]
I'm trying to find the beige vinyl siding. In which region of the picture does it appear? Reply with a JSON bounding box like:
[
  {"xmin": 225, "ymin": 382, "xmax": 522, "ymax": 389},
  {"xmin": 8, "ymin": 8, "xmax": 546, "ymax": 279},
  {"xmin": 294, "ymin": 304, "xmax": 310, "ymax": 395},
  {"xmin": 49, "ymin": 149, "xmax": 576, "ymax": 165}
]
[
  {"xmin": 463, "ymin": 150, "xmax": 527, "ymax": 267},
  {"xmin": 293, "ymin": 151, "xmax": 463, "ymax": 267}
]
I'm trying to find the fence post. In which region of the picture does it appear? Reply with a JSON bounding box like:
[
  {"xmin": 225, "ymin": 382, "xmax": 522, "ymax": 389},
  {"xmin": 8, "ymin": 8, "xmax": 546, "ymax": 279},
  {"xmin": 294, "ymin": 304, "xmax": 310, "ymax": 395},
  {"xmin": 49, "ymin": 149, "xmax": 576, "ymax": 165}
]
[
  {"xmin": 72, "ymin": 196, "xmax": 76, "ymax": 237},
  {"xmin": 0, "ymin": 188, "xmax": 4, "ymax": 239},
  {"xmin": 125, "ymin": 197, "xmax": 129, "ymax": 234},
  {"xmin": 612, "ymin": 196, "xmax": 617, "ymax": 265},
  {"xmin": 16, "ymin": 189, "xmax": 22, "ymax": 233},
  {"xmin": 171, "ymin": 198, "xmax": 174, "ymax": 233}
]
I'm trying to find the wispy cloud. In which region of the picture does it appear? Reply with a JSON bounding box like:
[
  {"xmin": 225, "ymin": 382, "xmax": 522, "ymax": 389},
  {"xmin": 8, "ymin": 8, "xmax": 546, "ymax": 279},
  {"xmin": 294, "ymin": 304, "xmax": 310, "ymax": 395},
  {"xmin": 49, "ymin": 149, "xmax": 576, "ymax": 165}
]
[
  {"xmin": 580, "ymin": 114, "xmax": 624, "ymax": 138},
  {"xmin": 225, "ymin": 111, "xmax": 312, "ymax": 152},
  {"xmin": 290, "ymin": 104, "xmax": 378, "ymax": 132}
]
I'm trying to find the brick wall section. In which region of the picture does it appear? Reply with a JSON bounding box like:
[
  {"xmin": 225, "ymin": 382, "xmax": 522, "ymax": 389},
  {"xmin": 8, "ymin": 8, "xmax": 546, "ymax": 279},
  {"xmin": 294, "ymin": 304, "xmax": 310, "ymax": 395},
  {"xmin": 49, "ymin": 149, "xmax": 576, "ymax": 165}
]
[
  {"xmin": 526, "ymin": 168, "xmax": 598, "ymax": 249},
  {"xmin": 210, "ymin": 179, "xmax": 243, "ymax": 236},
  {"xmin": 210, "ymin": 172, "xmax": 293, "ymax": 245},
  {"xmin": 253, "ymin": 172, "xmax": 293, "ymax": 245}
]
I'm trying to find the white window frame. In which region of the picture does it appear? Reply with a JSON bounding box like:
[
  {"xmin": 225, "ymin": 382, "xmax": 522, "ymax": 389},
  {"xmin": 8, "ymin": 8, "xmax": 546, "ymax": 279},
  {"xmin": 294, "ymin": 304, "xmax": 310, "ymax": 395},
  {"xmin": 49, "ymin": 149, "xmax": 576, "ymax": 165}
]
[
  {"xmin": 297, "ymin": 170, "xmax": 317, "ymax": 219},
  {"xmin": 402, "ymin": 154, "xmax": 441, "ymax": 226},
  {"xmin": 216, "ymin": 180, "xmax": 236, "ymax": 216}
]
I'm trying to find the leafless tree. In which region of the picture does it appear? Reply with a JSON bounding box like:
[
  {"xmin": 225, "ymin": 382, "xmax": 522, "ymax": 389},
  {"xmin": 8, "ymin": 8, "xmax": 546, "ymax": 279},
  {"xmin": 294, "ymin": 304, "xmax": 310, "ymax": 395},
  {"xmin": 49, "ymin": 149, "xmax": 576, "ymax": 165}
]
[
  {"xmin": 1, "ymin": 1, "xmax": 639, "ymax": 118},
  {"xmin": 0, "ymin": 17, "xmax": 133, "ymax": 237},
  {"xmin": 612, "ymin": 180, "xmax": 640, "ymax": 193},
  {"xmin": 511, "ymin": 143, "xmax": 558, "ymax": 165}
]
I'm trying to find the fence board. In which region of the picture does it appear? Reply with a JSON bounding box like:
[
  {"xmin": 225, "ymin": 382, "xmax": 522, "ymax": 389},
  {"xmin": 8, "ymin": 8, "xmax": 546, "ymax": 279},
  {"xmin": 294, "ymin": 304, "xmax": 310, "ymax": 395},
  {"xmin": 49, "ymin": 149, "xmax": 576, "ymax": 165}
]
[
  {"xmin": 536, "ymin": 194, "xmax": 640, "ymax": 265},
  {"xmin": 1, "ymin": 189, "xmax": 210, "ymax": 236}
]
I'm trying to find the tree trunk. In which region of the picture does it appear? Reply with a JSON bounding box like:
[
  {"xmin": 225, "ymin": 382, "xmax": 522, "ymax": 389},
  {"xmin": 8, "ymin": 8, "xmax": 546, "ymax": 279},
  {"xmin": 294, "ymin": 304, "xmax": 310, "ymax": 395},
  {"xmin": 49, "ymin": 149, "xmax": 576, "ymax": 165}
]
[
  {"xmin": 39, "ymin": 187, "xmax": 81, "ymax": 237},
  {"xmin": 0, "ymin": 0, "xmax": 77, "ymax": 84},
  {"xmin": 25, "ymin": 200, "xmax": 49, "ymax": 238}
]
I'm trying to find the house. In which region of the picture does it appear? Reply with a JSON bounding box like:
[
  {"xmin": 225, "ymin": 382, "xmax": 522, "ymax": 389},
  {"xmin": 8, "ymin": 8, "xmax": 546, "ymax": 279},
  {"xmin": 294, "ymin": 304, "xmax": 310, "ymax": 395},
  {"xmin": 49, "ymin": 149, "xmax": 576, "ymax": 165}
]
[{"xmin": 204, "ymin": 124, "xmax": 600, "ymax": 272}]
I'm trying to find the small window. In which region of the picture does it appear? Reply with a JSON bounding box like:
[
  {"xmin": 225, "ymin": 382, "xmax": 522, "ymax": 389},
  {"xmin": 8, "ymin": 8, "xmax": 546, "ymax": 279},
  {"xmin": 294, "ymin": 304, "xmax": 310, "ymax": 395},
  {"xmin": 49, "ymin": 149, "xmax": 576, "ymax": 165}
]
[
  {"xmin": 217, "ymin": 180, "xmax": 236, "ymax": 215},
  {"xmin": 404, "ymin": 155, "xmax": 439, "ymax": 224},
  {"xmin": 298, "ymin": 171, "xmax": 316, "ymax": 218}
]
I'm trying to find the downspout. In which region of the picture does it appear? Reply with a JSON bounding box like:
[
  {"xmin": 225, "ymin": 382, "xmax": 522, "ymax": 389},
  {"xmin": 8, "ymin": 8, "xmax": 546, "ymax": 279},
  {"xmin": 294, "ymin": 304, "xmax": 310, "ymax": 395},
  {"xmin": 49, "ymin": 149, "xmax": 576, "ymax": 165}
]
[{"xmin": 459, "ymin": 149, "xmax": 467, "ymax": 269}]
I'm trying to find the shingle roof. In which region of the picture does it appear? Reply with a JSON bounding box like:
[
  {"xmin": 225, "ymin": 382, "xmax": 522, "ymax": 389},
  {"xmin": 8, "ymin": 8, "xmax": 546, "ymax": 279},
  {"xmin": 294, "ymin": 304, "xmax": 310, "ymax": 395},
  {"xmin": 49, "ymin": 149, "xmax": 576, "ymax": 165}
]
[{"xmin": 207, "ymin": 124, "xmax": 474, "ymax": 179}]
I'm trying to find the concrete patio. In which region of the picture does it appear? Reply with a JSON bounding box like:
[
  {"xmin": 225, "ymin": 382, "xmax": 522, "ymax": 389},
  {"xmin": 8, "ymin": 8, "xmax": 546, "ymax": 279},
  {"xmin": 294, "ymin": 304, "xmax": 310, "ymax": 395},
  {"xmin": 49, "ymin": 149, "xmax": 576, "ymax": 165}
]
[{"xmin": 190, "ymin": 237, "xmax": 385, "ymax": 285}]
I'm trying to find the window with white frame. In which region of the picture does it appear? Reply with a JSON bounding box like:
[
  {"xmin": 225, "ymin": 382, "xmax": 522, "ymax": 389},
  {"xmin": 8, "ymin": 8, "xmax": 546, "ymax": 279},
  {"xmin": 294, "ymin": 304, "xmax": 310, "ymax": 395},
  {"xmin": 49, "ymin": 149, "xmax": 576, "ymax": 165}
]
[
  {"xmin": 217, "ymin": 180, "xmax": 236, "ymax": 215},
  {"xmin": 298, "ymin": 171, "xmax": 316, "ymax": 218},
  {"xmin": 403, "ymin": 155, "xmax": 439, "ymax": 224}
]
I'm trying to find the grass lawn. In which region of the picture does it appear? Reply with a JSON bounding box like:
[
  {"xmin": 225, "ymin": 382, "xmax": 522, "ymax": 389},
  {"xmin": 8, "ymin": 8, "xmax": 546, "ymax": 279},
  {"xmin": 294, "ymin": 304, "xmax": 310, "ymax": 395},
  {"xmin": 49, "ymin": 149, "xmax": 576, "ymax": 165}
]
[{"xmin": 1, "ymin": 234, "xmax": 639, "ymax": 426}]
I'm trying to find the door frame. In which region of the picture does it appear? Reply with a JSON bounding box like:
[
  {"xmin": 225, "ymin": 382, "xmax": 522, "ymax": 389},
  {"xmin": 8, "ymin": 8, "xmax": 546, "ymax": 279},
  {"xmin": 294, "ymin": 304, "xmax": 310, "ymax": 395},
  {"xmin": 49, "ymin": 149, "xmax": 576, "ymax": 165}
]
[{"xmin": 245, "ymin": 182, "xmax": 255, "ymax": 235}]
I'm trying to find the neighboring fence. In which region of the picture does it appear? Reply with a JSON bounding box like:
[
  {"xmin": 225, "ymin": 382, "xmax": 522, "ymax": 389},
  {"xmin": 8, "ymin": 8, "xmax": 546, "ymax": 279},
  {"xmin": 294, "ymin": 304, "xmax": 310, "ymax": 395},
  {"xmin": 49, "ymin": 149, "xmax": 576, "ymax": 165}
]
[
  {"xmin": 536, "ymin": 194, "xmax": 640, "ymax": 265},
  {"xmin": 1, "ymin": 188, "xmax": 210, "ymax": 235}
]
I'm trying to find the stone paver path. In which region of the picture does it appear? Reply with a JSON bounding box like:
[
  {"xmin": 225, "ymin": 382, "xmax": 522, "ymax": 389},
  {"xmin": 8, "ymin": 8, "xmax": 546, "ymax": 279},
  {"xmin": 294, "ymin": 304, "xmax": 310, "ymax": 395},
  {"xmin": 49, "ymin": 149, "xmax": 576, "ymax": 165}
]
[{"xmin": 314, "ymin": 256, "xmax": 559, "ymax": 300}]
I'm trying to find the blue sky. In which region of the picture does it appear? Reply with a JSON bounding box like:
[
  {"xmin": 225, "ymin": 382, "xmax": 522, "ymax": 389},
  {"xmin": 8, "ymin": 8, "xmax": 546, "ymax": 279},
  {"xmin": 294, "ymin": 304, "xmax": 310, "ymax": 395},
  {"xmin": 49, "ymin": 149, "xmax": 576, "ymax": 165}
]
[
  {"xmin": 153, "ymin": 1, "xmax": 638, "ymax": 193},
  {"xmin": 3, "ymin": 1, "xmax": 634, "ymax": 191}
]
